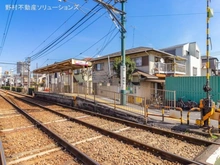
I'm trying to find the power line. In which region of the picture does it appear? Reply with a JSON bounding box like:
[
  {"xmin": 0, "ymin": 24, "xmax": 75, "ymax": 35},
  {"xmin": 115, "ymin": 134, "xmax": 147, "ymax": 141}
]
[
  {"xmin": 95, "ymin": 31, "xmax": 119, "ymax": 57},
  {"xmin": 98, "ymin": 23, "xmax": 115, "ymax": 55},
  {"xmin": 76, "ymin": 27, "xmax": 117, "ymax": 59},
  {"xmin": 34, "ymin": 9, "xmax": 111, "ymax": 61},
  {"xmin": 26, "ymin": 2, "xmax": 87, "ymax": 57},
  {"xmin": 29, "ymin": 3, "xmax": 103, "ymax": 62},
  {"xmin": 87, "ymin": 30, "xmax": 120, "ymax": 61},
  {"xmin": 28, "ymin": 0, "xmax": 114, "ymax": 62},
  {"xmin": 128, "ymin": 12, "xmax": 220, "ymax": 18},
  {"xmin": 0, "ymin": 0, "xmax": 18, "ymax": 57}
]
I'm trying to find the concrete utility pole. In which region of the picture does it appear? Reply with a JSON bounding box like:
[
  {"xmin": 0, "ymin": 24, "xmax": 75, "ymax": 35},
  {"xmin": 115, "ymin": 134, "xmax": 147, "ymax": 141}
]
[
  {"xmin": 94, "ymin": 0, "xmax": 127, "ymax": 105},
  {"xmin": 202, "ymin": 0, "xmax": 214, "ymax": 127},
  {"xmin": 26, "ymin": 57, "xmax": 31, "ymax": 90},
  {"xmin": 120, "ymin": 0, "xmax": 126, "ymax": 105}
]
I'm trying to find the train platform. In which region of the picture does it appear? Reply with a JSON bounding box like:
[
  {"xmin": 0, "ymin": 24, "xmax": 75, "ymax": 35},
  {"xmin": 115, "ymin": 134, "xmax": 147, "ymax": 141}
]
[
  {"xmin": 3, "ymin": 90, "xmax": 220, "ymax": 165},
  {"xmin": 34, "ymin": 91, "xmax": 220, "ymax": 134}
]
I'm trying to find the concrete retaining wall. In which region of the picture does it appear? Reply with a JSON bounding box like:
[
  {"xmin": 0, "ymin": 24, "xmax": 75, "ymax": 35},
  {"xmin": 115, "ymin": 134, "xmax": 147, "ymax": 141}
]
[{"xmin": 34, "ymin": 92, "xmax": 145, "ymax": 124}]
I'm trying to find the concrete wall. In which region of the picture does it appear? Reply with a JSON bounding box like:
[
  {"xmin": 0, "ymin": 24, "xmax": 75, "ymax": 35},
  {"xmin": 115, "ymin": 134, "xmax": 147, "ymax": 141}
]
[
  {"xmin": 34, "ymin": 92, "xmax": 145, "ymax": 123},
  {"xmin": 133, "ymin": 81, "xmax": 151, "ymax": 100}
]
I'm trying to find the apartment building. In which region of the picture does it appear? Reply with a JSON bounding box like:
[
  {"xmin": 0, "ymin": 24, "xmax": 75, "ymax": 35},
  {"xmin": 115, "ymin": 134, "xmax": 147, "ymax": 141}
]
[
  {"xmin": 161, "ymin": 42, "xmax": 201, "ymax": 76},
  {"xmin": 91, "ymin": 47, "xmax": 186, "ymax": 99}
]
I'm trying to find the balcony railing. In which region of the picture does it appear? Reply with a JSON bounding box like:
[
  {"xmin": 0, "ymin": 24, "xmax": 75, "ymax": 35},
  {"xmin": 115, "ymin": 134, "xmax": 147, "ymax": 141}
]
[{"xmin": 154, "ymin": 62, "xmax": 186, "ymax": 74}]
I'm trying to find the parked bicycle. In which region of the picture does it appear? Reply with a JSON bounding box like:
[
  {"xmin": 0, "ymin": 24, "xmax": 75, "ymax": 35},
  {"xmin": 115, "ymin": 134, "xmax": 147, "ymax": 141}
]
[
  {"xmin": 150, "ymin": 93, "xmax": 163, "ymax": 106},
  {"xmin": 176, "ymin": 96, "xmax": 198, "ymax": 110}
]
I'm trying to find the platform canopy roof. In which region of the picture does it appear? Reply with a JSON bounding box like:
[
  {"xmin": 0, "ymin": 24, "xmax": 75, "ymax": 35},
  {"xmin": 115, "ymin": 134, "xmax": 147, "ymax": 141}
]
[{"xmin": 33, "ymin": 59, "xmax": 92, "ymax": 74}]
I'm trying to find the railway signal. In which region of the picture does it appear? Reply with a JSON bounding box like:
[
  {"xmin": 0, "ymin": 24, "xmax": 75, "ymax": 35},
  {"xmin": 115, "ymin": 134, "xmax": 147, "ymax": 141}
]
[{"xmin": 200, "ymin": 0, "xmax": 214, "ymax": 127}]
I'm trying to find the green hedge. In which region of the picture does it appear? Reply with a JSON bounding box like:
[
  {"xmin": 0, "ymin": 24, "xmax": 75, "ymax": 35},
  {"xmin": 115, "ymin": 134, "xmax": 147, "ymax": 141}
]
[
  {"xmin": 28, "ymin": 88, "xmax": 35, "ymax": 95},
  {"xmin": 16, "ymin": 87, "xmax": 23, "ymax": 92},
  {"xmin": 12, "ymin": 87, "xmax": 16, "ymax": 91},
  {"xmin": 1, "ymin": 86, "xmax": 10, "ymax": 90}
]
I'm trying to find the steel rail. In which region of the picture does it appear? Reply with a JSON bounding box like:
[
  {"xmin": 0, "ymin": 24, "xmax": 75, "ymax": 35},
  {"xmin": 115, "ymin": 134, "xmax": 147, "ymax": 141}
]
[
  {"xmin": 0, "ymin": 93, "xmax": 99, "ymax": 165},
  {"xmin": 60, "ymin": 102, "xmax": 220, "ymax": 146},
  {"xmin": 7, "ymin": 93, "xmax": 206, "ymax": 165},
  {"xmin": 0, "ymin": 141, "xmax": 7, "ymax": 165},
  {"xmin": 42, "ymin": 97, "xmax": 220, "ymax": 146},
  {"xmin": 2, "ymin": 90, "xmax": 220, "ymax": 146}
]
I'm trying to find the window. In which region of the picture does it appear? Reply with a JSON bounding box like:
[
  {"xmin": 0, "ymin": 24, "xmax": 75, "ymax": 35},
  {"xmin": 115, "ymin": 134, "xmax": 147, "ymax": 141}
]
[
  {"xmin": 110, "ymin": 61, "xmax": 114, "ymax": 70},
  {"xmin": 96, "ymin": 63, "xmax": 104, "ymax": 71},
  {"xmin": 134, "ymin": 57, "xmax": 142, "ymax": 66},
  {"xmin": 133, "ymin": 56, "xmax": 149, "ymax": 67},
  {"xmin": 195, "ymin": 50, "xmax": 199, "ymax": 59},
  {"xmin": 193, "ymin": 67, "xmax": 197, "ymax": 76},
  {"xmin": 74, "ymin": 69, "xmax": 81, "ymax": 74},
  {"xmin": 142, "ymin": 56, "xmax": 149, "ymax": 66}
]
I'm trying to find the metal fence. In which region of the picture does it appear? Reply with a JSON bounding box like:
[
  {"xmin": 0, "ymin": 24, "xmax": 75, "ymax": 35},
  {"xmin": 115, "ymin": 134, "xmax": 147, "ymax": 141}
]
[
  {"xmin": 75, "ymin": 85, "xmax": 146, "ymax": 117},
  {"xmin": 148, "ymin": 88, "xmax": 176, "ymax": 108}
]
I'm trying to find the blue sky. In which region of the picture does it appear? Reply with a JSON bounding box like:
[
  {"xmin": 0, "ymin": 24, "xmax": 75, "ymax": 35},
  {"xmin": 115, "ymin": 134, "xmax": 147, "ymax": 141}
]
[{"xmin": 0, "ymin": 0, "xmax": 220, "ymax": 72}]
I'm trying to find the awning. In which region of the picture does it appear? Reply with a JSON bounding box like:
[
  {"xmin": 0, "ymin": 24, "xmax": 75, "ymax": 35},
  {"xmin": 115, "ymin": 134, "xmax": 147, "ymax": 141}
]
[
  {"xmin": 33, "ymin": 59, "xmax": 92, "ymax": 74},
  {"xmin": 145, "ymin": 79, "xmax": 165, "ymax": 83},
  {"xmin": 132, "ymin": 71, "xmax": 158, "ymax": 79}
]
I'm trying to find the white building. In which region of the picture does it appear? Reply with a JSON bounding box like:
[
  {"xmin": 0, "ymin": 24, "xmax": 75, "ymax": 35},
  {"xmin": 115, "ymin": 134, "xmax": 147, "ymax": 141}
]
[
  {"xmin": 0, "ymin": 67, "xmax": 2, "ymax": 78},
  {"xmin": 161, "ymin": 42, "xmax": 201, "ymax": 76}
]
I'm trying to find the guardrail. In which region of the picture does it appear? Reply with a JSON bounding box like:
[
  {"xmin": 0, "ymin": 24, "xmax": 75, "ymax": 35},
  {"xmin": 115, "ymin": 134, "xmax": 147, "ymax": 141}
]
[
  {"xmin": 187, "ymin": 107, "xmax": 201, "ymax": 125},
  {"xmin": 147, "ymin": 105, "xmax": 183, "ymax": 124}
]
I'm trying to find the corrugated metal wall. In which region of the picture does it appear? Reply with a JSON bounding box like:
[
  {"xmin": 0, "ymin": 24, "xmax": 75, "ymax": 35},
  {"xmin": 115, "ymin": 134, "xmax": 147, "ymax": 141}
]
[{"xmin": 165, "ymin": 76, "xmax": 220, "ymax": 103}]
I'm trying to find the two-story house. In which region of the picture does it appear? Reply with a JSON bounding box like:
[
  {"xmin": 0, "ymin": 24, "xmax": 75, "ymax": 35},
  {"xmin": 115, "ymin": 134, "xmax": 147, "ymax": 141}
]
[
  {"xmin": 201, "ymin": 56, "xmax": 219, "ymax": 76},
  {"xmin": 91, "ymin": 47, "xmax": 186, "ymax": 99},
  {"xmin": 160, "ymin": 42, "xmax": 201, "ymax": 76}
]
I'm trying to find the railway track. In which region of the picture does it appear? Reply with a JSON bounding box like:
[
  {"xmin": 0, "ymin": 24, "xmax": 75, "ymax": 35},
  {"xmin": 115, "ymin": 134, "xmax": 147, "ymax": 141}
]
[
  {"xmin": 0, "ymin": 93, "xmax": 97, "ymax": 165},
  {"xmin": 1, "ymin": 91, "xmax": 219, "ymax": 164}
]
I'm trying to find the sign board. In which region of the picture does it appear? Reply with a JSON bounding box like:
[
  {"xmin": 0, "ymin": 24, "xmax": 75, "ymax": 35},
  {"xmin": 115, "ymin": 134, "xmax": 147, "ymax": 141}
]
[
  {"xmin": 120, "ymin": 65, "xmax": 126, "ymax": 90},
  {"xmin": 72, "ymin": 59, "xmax": 91, "ymax": 66}
]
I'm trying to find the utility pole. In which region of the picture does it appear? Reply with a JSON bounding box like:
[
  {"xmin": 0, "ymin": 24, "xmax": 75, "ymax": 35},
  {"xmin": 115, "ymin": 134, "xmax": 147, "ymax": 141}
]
[
  {"xmin": 26, "ymin": 57, "xmax": 31, "ymax": 90},
  {"xmin": 93, "ymin": 0, "xmax": 127, "ymax": 105},
  {"xmin": 202, "ymin": 0, "xmax": 214, "ymax": 127},
  {"xmin": 120, "ymin": 0, "xmax": 126, "ymax": 105},
  {"xmin": 36, "ymin": 63, "xmax": 38, "ymax": 88}
]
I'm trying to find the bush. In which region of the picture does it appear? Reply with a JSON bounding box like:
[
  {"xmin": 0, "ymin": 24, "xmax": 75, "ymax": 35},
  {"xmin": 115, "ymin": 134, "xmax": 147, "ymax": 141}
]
[
  {"xmin": 12, "ymin": 87, "xmax": 16, "ymax": 91},
  {"xmin": 1, "ymin": 86, "xmax": 10, "ymax": 90},
  {"xmin": 28, "ymin": 87, "xmax": 35, "ymax": 95},
  {"xmin": 16, "ymin": 87, "xmax": 23, "ymax": 92}
]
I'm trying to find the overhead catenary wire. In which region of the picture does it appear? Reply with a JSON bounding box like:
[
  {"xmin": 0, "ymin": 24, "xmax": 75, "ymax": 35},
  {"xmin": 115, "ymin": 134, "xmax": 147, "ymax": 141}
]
[
  {"xmin": 94, "ymin": 29, "xmax": 119, "ymax": 57},
  {"xmin": 0, "ymin": 0, "xmax": 18, "ymax": 57},
  {"xmin": 26, "ymin": 2, "xmax": 87, "ymax": 57},
  {"xmin": 98, "ymin": 22, "xmax": 115, "ymax": 56},
  {"xmin": 75, "ymin": 27, "xmax": 117, "ymax": 59},
  {"xmin": 29, "ymin": 0, "xmax": 114, "ymax": 62},
  {"xmin": 34, "ymin": 2, "xmax": 119, "ymax": 61},
  {"xmin": 46, "ymin": 17, "xmax": 117, "ymax": 59},
  {"xmin": 30, "ymin": 0, "xmax": 115, "ymax": 62},
  {"xmin": 87, "ymin": 29, "xmax": 120, "ymax": 61},
  {"xmin": 128, "ymin": 12, "xmax": 220, "ymax": 17},
  {"xmin": 29, "ymin": 3, "xmax": 103, "ymax": 62},
  {"xmin": 36, "ymin": 22, "xmax": 117, "ymax": 61}
]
